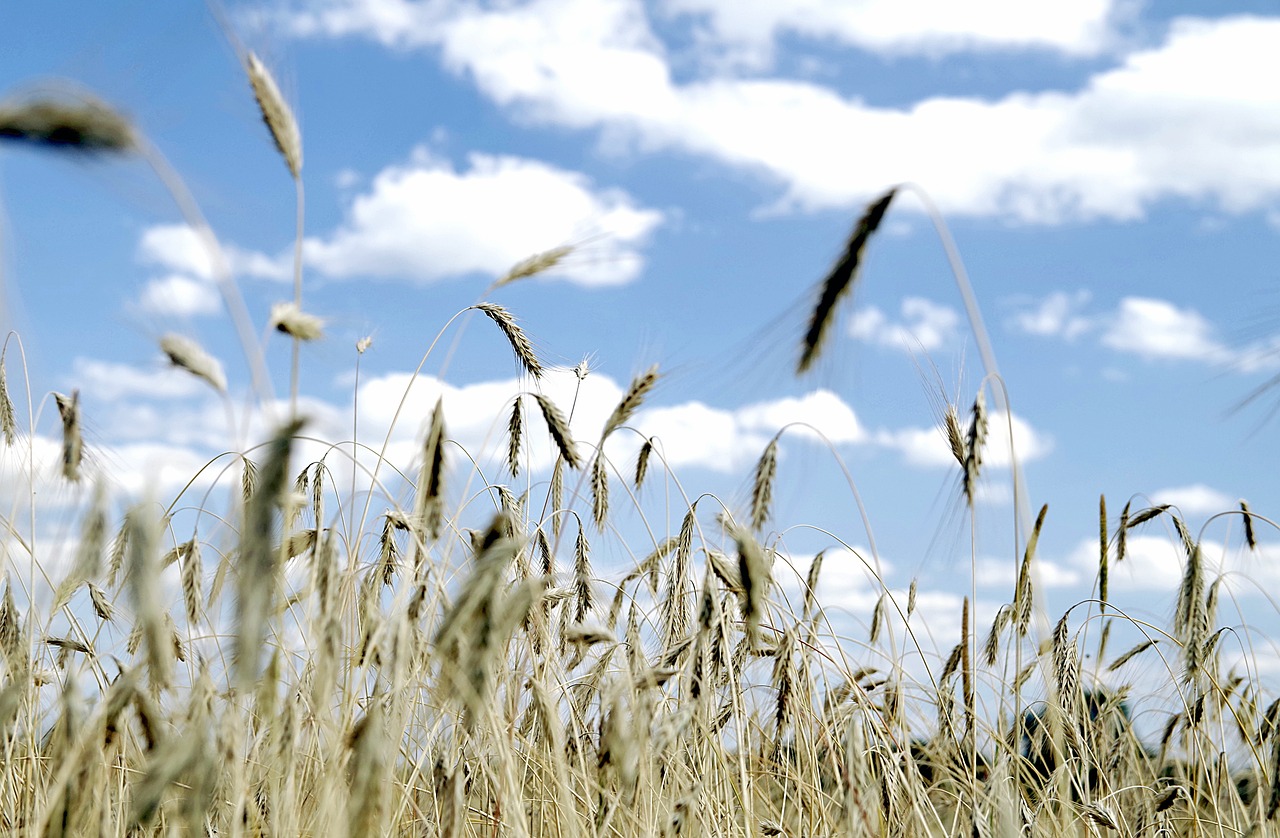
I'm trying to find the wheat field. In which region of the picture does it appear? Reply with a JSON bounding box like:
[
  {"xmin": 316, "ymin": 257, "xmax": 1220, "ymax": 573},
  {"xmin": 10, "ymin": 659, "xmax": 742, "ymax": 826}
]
[{"xmin": 1, "ymin": 18, "xmax": 1278, "ymax": 838}]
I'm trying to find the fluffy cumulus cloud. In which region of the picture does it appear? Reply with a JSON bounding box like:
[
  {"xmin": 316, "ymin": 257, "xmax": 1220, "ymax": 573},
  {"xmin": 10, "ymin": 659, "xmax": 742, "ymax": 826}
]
[
  {"xmin": 850, "ymin": 297, "xmax": 961, "ymax": 352},
  {"xmin": 1010, "ymin": 291, "xmax": 1280, "ymax": 372},
  {"xmin": 973, "ymin": 554, "xmax": 1080, "ymax": 590},
  {"xmin": 773, "ymin": 546, "xmax": 887, "ymax": 613},
  {"xmin": 1150, "ymin": 484, "xmax": 1239, "ymax": 517},
  {"xmin": 283, "ymin": 2, "xmax": 1280, "ymax": 223},
  {"xmin": 352, "ymin": 365, "xmax": 866, "ymax": 477},
  {"xmin": 1008, "ymin": 290, "xmax": 1093, "ymax": 340},
  {"xmin": 136, "ymin": 152, "xmax": 661, "ymax": 289},
  {"xmin": 1100, "ymin": 297, "xmax": 1231, "ymax": 363},
  {"xmin": 138, "ymin": 274, "xmax": 222, "ymax": 318},
  {"xmin": 875, "ymin": 410, "xmax": 1053, "ymax": 469},
  {"xmin": 285, "ymin": 0, "xmax": 1120, "ymax": 57},
  {"xmin": 660, "ymin": 0, "xmax": 1119, "ymax": 68},
  {"xmin": 138, "ymin": 224, "xmax": 290, "ymax": 282},
  {"xmin": 634, "ymin": 388, "xmax": 864, "ymax": 472},
  {"xmin": 1062, "ymin": 533, "xmax": 1280, "ymax": 600},
  {"xmin": 72, "ymin": 358, "xmax": 213, "ymax": 403},
  {"xmin": 303, "ymin": 150, "xmax": 663, "ymax": 285}
]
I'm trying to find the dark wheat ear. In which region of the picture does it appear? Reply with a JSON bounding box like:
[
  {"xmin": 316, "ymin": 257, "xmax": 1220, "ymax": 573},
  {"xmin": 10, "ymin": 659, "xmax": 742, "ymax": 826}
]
[
  {"xmin": 798, "ymin": 187, "xmax": 897, "ymax": 374},
  {"xmin": 0, "ymin": 92, "xmax": 136, "ymax": 152}
]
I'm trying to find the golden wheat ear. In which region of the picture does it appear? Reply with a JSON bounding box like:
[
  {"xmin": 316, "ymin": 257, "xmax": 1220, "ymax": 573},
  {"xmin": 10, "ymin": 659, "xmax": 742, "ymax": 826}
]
[
  {"xmin": 798, "ymin": 187, "xmax": 897, "ymax": 374},
  {"xmin": 244, "ymin": 52, "xmax": 302, "ymax": 179}
]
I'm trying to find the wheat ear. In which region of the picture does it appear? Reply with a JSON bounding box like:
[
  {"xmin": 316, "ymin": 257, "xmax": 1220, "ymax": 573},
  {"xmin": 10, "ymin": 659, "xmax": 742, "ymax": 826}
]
[
  {"xmin": 0, "ymin": 91, "xmax": 136, "ymax": 152},
  {"xmin": 798, "ymin": 188, "xmax": 896, "ymax": 373},
  {"xmin": 244, "ymin": 52, "xmax": 302, "ymax": 179},
  {"xmin": 475, "ymin": 303, "xmax": 543, "ymax": 379}
]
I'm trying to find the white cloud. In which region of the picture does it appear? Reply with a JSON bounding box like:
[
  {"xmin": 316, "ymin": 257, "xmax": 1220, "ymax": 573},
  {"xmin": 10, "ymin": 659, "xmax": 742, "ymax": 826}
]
[
  {"xmin": 974, "ymin": 554, "xmax": 1080, "ymax": 589},
  {"xmin": 629, "ymin": 388, "xmax": 864, "ymax": 472},
  {"xmin": 850, "ymin": 297, "xmax": 961, "ymax": 352},
  {"xmin": 1100, "ymin": 296, "xmax": 1230, "ymax": 363},
  {"xmin": 286, "ymin": 0, "xmax": 1120, "ymax": 58},
  {"xmin": 138, "ymin": 274, "xmax": 221, "ymax": 318},
  {"xmin": 1150, "ymin": 484, "xmax": 1239, "ymax": 517},
  {"xmin": 137, "ymin": 151, "xmax": 662, "ymax": 289},
  {"xmin": 138, "ymin": 224, "xmax": 215, "ymax": 279},
  {"xmin": 283, "ymin": 3, "xmax": 1280, "ymax": 224},
  {"xmin": 1063, "ymin": 534, "xmax": 1280, "ymax": 599},
  {"xmin": 660, "ymin": 0, "xmax": 1119, "ymax": 63},
  {"xmin": 1009, "ymin": 290, "xmax": 1093, "ymax": 339},
  {"xmin": 875, "ymin": 410, "xmax": 1052, "ymax": 469},
  {"xmin": 733, "ymin": 389, "xmax": 865, "ymax": 445},
  {"xmin": 303, "ymin": 150, "xmax": 662, "ymax": 286},
  {"xmin": 1011, "ymin": 293, "xmax": 1280, "ymax": 373},
  {"xmin": 137, "ymin": 224, "xmax": 290, "ymax": 282},
  {"xmin": 101, "ymin": 441, "xmax": 227, "ymax": 499},
  {"xmin": 72, "ymin": 358, "xmax": 211, "ymax": 403},
  {"xmin": 354, "ymin": 368, "xmax": 869, "ymax": 476}
]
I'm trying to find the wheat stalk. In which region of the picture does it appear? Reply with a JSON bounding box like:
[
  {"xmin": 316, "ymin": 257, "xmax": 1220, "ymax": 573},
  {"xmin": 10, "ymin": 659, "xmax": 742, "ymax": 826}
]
[
  {"xmin": 0, "ymin": 348, "xmax": 17, "ymax": 447},
  {"xmin": 160, "ymin": 333, "xmax": 227, "ymax": 393},
  {"xmin": 269, "ymin": 301, "xmax": 325, "ymax": 340},
  {"xmin": 125, "ymin": 504, "xmax": 172, "ymax": 691},
  {"xmin": 0, "ymin": 92, "xmax": 136, "ymax": 152},
  {"xmin": 798, "ymin": 188, "xmax": 896, "ymax": 373},
  {"xmin": 475, "ymin": 303, "xmax": 543, "ymax": 379},
  {"xmin": 961, "ymin": 390, "xmax": 987, "ymax": 508},
  {"xmin": 634, "ymin": 437, "xmax": 654, "ymax": 489},
  {"xmin": 591, "ymin": 454, "xmax": 609, "ymax": 531},
  {"xmin": 750, "ymin": 437, "xmax": 778, "ymax": 533},
  {"xmin": 494, "ymin": 244, "xmax": 574, "ymax": 288},
  {"xmin": 245, "ymin": 52, "xmax": 302, "ymax": 179},
  {"xmin": 532, "ymin": 392, "xmax": 581, "ymax": 468},
  {"xmin": 234, "ymin": 418, "xmax": 304, "ymax": 693},
  {"xmin": 602, "ymin": 365, "xmax": 659, "ymax": 440},
  {"xmin": 1015, "ymin": 504, "xmax": 1049, "ymax": 637},
  {"xmin": 53, "ymin": 390, "xmax": 82, "ymax": 482},
  {"xmin": 506, "ymin": 396, "xmax": 523, "ymax": 476},
  {"xmin": 1241, "ymin": 499, "xmax": 1258, "ymax": 550},
  {"xmin": 413, "ymin": 398, "xmax": 447, "ymax": 541}
]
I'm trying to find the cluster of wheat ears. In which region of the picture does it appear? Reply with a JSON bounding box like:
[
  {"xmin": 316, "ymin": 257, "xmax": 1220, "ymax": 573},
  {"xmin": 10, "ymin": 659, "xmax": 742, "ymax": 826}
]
[{"xmin": 1, "ymin": 22, "xmax": 1278, "ymax": 838}]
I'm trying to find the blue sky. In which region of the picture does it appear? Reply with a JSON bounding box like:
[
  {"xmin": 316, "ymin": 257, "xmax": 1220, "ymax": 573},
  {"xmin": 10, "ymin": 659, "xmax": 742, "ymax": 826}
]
[{"xmin": 4, "ymin": 1, "xmax": 1280, "ymax": 696}]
